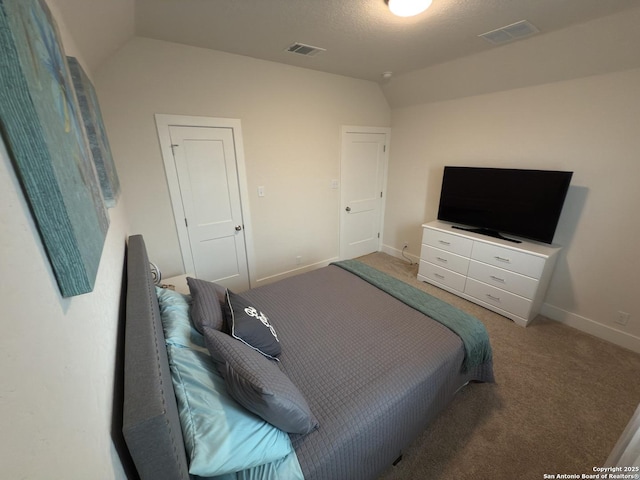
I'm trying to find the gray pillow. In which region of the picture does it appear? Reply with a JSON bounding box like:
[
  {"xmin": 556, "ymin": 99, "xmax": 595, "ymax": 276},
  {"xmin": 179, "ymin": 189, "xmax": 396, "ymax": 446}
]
[
  {"xmin": 223, "ymin": 290, "xmax": 281, "ymax": 360},
  {"xmin": 187, "ymin": 277, "xmax": 226, "ymax": 333},
  {"xmin": 203, "ymin": 327, "xmax": 318, "ymax": 435}
]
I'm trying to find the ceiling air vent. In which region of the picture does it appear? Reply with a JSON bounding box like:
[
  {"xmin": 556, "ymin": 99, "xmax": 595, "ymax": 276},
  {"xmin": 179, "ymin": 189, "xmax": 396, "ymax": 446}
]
[
  {"xmin": 285, "ymin": 42, "xmax": 326, "ymax": 57},
  {"xmin": 479, "ymin": 20, "xmax": 539, "ymax": 45}
]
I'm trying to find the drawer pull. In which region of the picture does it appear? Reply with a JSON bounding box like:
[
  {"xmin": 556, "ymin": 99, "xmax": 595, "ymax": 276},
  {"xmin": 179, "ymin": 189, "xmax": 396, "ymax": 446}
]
[
  {"xmin": 434, "ymin": 273, "xmax": 445, "ymax": 280},
  {"xmin": 438, "ymin": 240, "xmax": 451, "ymax": 246},
  {"xmin": 489, "ymin": 275, "xmax": 505, "ymax": 283},
  {"xmin": 436, "ymin": 257, "xmax": 448, "ymax": 263},
  {"xmin": 494, "ymin": 256, "xmax": 511, "ymax": 263},
  {"xmin": 486, "ymin": 293, "xmax": 501, "ymax": 302}
]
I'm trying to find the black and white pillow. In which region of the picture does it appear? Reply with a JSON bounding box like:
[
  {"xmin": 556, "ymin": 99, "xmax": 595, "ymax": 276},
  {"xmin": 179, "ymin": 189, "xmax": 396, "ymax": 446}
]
[{"xmin": 223, "ymin": 290, "xmax": 281, "ymax": 360}]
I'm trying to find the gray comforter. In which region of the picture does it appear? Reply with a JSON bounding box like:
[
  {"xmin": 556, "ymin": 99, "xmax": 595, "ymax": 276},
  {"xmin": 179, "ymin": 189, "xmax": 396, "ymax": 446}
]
[{"xmin": 241, "ymin": 264, "xmax": 494, "ymax": 480}]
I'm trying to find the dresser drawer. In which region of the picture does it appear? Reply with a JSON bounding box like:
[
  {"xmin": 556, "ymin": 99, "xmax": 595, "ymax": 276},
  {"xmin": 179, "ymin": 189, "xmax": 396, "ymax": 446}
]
[
  {"xmin": 464, "ymin": 278, "xmax": 532, "ymax": 319},
  {"xmin": 471, "ymin": 242, "xmax": 545, "ymax": 278},
  {"xmin": 418, "ymin": 260, "xmax": 467, "ymax": 292},
  {"xmin": 422, "ymin": 228, "xmax": 473, "ymax": 257},
  {"xmin": 467, "ymin": 260, "xmax": 538, "ymax": 299},
  {"xmin": 420, "ymin": 245, "xmax": 470, "ymax": 276}
]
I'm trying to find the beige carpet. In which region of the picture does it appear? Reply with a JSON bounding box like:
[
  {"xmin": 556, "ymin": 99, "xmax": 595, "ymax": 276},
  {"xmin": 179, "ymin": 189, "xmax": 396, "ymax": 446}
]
[{"xmin": 355, "ymin": 252, "xmax": 640, "ymax": 480}]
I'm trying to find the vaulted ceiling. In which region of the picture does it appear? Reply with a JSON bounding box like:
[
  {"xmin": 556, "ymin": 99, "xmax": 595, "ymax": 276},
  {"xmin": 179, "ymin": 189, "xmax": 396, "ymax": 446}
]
[
  {"xmin": 134, "ymin": 0, "xmax": 640, "ymax": 82},
  {"xmin": 52, "ymin": 0, "xmax": 640, "ymax": 106}
]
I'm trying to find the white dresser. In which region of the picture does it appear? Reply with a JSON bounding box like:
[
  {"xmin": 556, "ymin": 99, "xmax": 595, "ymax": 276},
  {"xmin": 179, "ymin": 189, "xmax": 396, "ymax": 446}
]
[{"xmin": 417, "ymin": 220, "xmax": 561, "ymax": 326}]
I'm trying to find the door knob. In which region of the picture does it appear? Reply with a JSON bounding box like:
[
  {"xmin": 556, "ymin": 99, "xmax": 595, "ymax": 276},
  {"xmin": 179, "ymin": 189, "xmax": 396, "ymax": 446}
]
[
  {"xmin": 345, "ymin": 206, "xmax": 351, "ymax": 212},
  {"xmin": 235, "ymin": 225, "xmax": 242, "ymax": 231}
]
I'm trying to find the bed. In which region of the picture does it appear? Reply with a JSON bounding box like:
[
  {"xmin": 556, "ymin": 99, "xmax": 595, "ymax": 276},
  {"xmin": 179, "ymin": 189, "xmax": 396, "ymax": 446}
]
[{"xmin": 122, "ymin": 234, "xmax": 494, "ymax": 480}]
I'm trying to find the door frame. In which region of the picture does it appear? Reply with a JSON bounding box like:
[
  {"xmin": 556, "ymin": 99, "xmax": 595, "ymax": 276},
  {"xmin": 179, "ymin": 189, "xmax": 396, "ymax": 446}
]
[
  {"xmin": 155, "ymin": 114, "xmax": 256, "ymax": 288},
  {"xmin": 339, "ymin": 125, "xmax": 390, "ymax": 260}
]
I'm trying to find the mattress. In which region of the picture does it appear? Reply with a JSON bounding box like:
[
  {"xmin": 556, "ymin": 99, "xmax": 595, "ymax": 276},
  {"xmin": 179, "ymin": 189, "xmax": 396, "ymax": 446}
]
[{"xmin": 240, "ymin": 264, "xmax": 494, "ymax": 480}]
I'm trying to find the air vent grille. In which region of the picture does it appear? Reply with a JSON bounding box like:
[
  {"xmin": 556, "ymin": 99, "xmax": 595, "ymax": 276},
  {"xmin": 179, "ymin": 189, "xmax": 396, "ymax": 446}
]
[
  {"xmin": 479, "ymin": 20, "xmax": 539, "ymax": 45},
  {"xmin": 285, "ymin": 42, "xmax": 326, "ymax": 57}
]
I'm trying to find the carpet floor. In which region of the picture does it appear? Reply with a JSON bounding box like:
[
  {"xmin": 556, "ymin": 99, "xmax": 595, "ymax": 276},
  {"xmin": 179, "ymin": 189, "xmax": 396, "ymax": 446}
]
[{"xmin": 355, "ymin": 252, "xmax": 640, "ymax": 480}]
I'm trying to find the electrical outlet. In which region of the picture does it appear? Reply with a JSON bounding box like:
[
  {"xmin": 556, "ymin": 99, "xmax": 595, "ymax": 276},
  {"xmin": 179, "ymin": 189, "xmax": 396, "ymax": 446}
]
[
  {"xmin": 616, "ymin": 311, "xmax": 631, "ymax": 326},
  {"xmin": 296, "ymin": 255, "xmax": 302, "ymax": 265},
  {"xmin": 403, "ymin": 241, "xmax": 409, "ymax": 249}
]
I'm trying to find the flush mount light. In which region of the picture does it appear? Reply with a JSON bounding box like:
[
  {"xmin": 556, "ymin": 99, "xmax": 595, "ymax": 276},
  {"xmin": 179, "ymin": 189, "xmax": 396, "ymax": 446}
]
[{"xmin": 384, "ymin": 0, "xmax": 432, "ymax": 17}]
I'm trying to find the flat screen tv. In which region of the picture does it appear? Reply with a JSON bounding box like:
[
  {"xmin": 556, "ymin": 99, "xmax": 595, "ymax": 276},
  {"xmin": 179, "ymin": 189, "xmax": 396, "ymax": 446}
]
[{"xmin": 437, "ymin": 167, "xmax": 573, "ymax": 244}]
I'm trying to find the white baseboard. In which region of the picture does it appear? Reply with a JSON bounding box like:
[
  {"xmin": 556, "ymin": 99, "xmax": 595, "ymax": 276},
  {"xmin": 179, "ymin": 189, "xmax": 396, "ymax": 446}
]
[
  {"xmin": 254, "ymin": 257, "xmax": 339, "ymax": 287},
  {"xmin": 381, "ymin": 244, "xmax": 420, "ymax": 264},
  {"xmin": 384, "ymin": 242, "xmax": 640, "ymax": 354},
  {"xmin": 255, "ymin": 244, "xmax": 419, "ymax": 287},
  {"xmin": 541, "ymin": 303, "xmax": 640, "ymax": 354}
]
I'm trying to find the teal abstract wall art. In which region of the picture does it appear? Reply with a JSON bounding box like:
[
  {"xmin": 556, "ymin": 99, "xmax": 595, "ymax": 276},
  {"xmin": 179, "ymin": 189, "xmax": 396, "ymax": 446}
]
[
  {"xmin": 67, "ymin": 56, "xmax": 120, "ymax": 208},
  {"xmin": 0, "ymin": 0, "xmax": 109, "ymax": 297}
]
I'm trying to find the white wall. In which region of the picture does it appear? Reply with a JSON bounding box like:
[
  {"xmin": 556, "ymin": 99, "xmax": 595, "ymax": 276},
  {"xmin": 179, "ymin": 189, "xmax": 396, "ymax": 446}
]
[
  {"xmin": 0, "ymin": 1, "xmax": 130, "ymax": 478},
  {"xmin": 95, "ymin": 37, "xmax": 390, "ymax": 283},
  {"xmin": 50, "ymin": 0, "xmax": 134, "ymax": 74},
  {"xmin": 383, "ymin": 67, "xmax": 640, "ymax": 351}
]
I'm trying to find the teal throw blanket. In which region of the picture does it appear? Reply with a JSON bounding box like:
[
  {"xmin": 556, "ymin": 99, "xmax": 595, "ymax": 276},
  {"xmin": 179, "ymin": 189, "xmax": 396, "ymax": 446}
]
[{"xmin": 332, "ymin": 260, "xmax": 492, "ymax": 372}]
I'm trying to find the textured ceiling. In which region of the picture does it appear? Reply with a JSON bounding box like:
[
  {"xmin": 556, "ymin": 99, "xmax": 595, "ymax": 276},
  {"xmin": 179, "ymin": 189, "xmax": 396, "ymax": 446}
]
[{"xmin": 135, "ymin": 0, "xmax": 640, "ymax": 82}]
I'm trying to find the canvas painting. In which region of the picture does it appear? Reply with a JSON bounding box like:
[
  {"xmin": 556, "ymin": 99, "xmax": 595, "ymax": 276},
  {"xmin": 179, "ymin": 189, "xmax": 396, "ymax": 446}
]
[
  {"xmin": 0, "ymin": 0, "xmax": 109, "ymax": 297},
  {"xmin": 67, "ymin": 56, "xmax": 120, "ymax": 208}
]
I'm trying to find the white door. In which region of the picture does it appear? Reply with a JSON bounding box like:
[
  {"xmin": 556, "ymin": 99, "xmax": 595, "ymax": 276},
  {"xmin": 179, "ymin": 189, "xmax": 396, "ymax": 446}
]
[
  {"xmin": 165, "ymin": 124, "xmax": 250, "ymax": 291},
  {"xmin": 340, "ymin": 128, "xmax": 389, "ymax": 259}
]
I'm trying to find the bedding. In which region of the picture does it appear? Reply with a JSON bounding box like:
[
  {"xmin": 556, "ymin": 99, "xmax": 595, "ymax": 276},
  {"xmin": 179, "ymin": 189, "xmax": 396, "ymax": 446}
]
[
  {"xmin": 331, "ymin": 259, "xmax": 492, "ymax": 372},
  {"xmin": 122, "ymin": 234, "xmax": 494, "ymax": 480},
  {"xmin": 239, "ymin": 263, "xmax": 494, "ymax": 480},
  {"xmin": 156, "ymin": 286, "xmax": 304, "ymax": 478},
  {"xmin": 156, "ymin": 286, "xmax": 207, "ymax": 352}
]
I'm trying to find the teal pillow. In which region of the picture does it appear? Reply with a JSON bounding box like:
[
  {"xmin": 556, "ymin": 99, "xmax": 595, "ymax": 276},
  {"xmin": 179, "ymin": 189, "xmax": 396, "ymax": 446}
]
[
  {"xmin": 156, "ymin": 287, "xmax": 207, "ymax": 353},
  {"xmin": 167, "ymin": 345, "xmax": 294, "ymax": 476},
  {"xmin": 156, "ymin": 287, "xmax": 294, "ymax": 476}
]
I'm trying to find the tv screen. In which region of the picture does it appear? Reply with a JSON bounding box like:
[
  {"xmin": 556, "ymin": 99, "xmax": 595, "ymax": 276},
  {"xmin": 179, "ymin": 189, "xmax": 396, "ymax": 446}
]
[{"xmin": 437, "ymin": 167, "xmax": 573, "ymax": 244}]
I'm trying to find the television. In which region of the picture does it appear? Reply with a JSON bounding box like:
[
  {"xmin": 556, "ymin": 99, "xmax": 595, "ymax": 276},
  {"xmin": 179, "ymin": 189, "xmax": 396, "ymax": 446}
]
[{"xmin": 437, "ymin": 166, "xmax": 573, "ymax": 244}]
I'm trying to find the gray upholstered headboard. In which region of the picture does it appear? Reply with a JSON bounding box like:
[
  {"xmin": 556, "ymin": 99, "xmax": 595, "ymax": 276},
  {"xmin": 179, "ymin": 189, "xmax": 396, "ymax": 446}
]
[{"xmin": 122, "ymin": 235, "xmax": 190, "ymax": 479}]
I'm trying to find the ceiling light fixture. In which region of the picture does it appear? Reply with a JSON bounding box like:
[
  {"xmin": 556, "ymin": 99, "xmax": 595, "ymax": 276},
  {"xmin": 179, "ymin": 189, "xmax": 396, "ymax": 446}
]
[{"xmin": 384, "ymin": 0, "xmax": 432, "ymax": 17}]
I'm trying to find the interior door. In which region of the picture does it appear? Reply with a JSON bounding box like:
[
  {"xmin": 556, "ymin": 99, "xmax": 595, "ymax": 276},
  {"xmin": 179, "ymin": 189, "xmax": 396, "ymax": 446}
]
[
  {"xmin": 340, "ymin": 129, "xmax": 388, "ymax": 259},
  {"xmin": 169, "ymin": 125, "xmax": 250, "ymax": 291}
]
